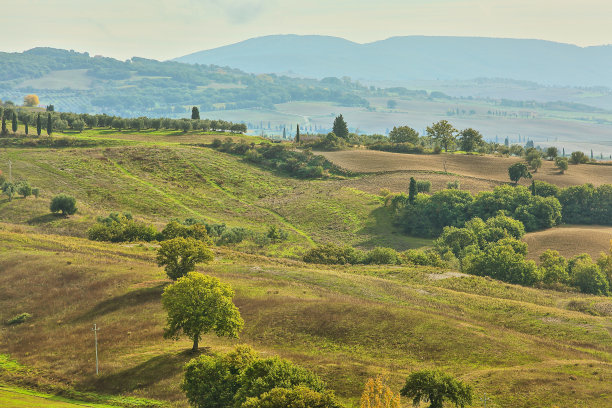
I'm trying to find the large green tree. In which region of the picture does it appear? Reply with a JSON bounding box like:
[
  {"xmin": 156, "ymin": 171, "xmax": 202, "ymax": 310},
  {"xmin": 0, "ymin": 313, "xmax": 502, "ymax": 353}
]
[
  {"xmin": 50, "ymin": 194, "xmax": 77, "ymax": 215},
  {"xmin": 156, "ymin": 237, "xmax": 214, "ymax": 280},
  {"xmin": 426, "ymin": 120, "xmax": 457, "ymax": 151},
  {"xmin": 162, "ymin": 272, "xmax": 243, "ymax": 352},
  {"xmin": 389, "ymin": 126, "xmax": 419, "ymax": 144},
  {"xmin": 400, "ymin": 370, "xmax": 472, "ymax": 408},
  {"xmin": 332, "ymin": 114, "xmax": 349, "ymax": 139},
  {"xmin": 458, "ymin": 128, "xmax": 483, "ymax": 152}
]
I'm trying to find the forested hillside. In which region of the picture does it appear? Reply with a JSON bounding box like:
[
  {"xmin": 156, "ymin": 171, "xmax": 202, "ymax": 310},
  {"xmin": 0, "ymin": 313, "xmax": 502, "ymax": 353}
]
[{"xmin": 0, "ymin": 48, "xmax": 368, "ymax": 117}]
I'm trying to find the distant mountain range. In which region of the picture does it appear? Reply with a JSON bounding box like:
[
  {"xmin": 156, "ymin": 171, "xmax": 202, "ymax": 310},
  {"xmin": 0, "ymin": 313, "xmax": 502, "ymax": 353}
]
[{"xmin": 175, "ymin": 35, "xmax": 612, "ymax": 88}]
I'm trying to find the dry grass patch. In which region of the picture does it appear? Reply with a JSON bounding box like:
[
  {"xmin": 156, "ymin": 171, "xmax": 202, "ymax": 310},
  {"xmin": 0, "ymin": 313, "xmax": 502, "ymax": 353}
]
[{"xmin": 523, "ymin": 225, "xmax": 612, "ymax": 260}]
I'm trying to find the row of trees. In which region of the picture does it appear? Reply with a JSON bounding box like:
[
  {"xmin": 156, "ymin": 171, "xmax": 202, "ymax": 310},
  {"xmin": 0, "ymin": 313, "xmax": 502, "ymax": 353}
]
[{"xmin": 1, "ymin": 106, "xmax": 247, "ymax": 136}]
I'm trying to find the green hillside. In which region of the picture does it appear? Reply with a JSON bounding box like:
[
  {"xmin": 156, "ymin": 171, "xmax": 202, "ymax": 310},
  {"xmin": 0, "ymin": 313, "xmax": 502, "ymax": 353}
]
[{"xmin": 1, "ymin": 127, "xmax": 611, "ymax": 408}]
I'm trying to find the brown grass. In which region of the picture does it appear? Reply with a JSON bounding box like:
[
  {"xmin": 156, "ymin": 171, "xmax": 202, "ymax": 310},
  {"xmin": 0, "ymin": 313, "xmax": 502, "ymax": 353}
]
[
  {"xmin": 321, "ymin": 150, "xmax": 612, "ymax": 192},
  {"xmin": 523, "ymin": 225, "xmax": 612, "ymax": 261}
]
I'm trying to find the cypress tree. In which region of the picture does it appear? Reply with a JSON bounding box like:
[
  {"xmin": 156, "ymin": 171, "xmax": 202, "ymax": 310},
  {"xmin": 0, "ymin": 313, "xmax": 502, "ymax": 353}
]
[
  {"xmin": 283, "ymin": 127, "xmax": 286, "ymax": 139},
  {"xmin": 332, "ymin": 114, "xmax": 349, "ymax": 139},
  {"xmin": 36, "ymin": 113, "xmax": 42, "ymax": 136},
  {"xmin": 531, "ymin": 180, "xmax": 536, "ymax": 196},
  {"xmin": 295, "ymin": 124, "xmax": 300, "ymax": 143},
  {"xmin": 47, "ymin": 113, "xmax": 53, "ymax": 136},
  {"xmin": 11, "ymin": 111, "xmax": 18, "ymax": 133},
  {"xmin": 191, "ymin": 106, "xmax": 200, "ymax": 120},
  {"xmin": 408, "ymin": 177, "xmax": 417, "ymax": 204},
  {"xmin": 24, "ymin": 122, "xmax": 28, "ymax": 135}
]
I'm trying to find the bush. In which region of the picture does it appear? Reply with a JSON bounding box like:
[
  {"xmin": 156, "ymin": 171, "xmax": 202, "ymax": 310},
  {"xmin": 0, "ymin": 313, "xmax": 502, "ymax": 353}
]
[
  {"xmin": 6, "ymin": 312, "xmax": 31, "ymax": 325},
  {"xmin": 416, "ymin": 180, "xmax": 431, "ymax": 193},
  {"xmin": 88, "ymin": 213, "xmax": 158, "ymax": 242},
  {"xmin": 16, "ymin": 181, "xmax": 32, "ymax": 198},
  {"xmin": 50, "ymin": 194, "xmax": 77, "ymax": 215},
  {"xmin": 303, "ymin": 244, "xmax": 362, "ymax": 265},
  {"xmin": 446, "ymin": 180, "xmax": 460, "ymax": 190},
  {"xmin": 570, "ymin": 151, "xmax": 589, "ymax": 164},
  {"xmin": 161, "ymin": 221, "xmax": 212, "ymax": 244},
  {"xmin": 363, "ymin": 247, "xmax": 400, "ymax": 265},
  {"xmin": 571, "ymin": 257, "xmax": 610, "ymax": 295},
  {"xmin": 402, "ymin": 249, "xmax": 444, "ymax": 267},
  {"xmin": 218, "ymin": 227, "xmax": 252, "ymax": 245},
  {"xmin": 242, "ymin": 386, "xmax": 341, "ymax": 408}
]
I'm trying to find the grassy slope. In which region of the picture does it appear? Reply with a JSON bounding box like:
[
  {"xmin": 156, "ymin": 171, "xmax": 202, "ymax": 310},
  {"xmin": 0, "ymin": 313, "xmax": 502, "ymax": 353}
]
[
  {"xmin": 1, "ymin": 128, "xmax": 611, "ymax": 407},
  {"xmin": 0, "ymin": 128, "xmax": 424, "ymax": 253},
  {"xmin": 0, "ymin": 228, "xmax": 610, "ymax": 407},
  {"xmin": 0, "ymin": 386, "xmax": 117, "ymax": 408}
]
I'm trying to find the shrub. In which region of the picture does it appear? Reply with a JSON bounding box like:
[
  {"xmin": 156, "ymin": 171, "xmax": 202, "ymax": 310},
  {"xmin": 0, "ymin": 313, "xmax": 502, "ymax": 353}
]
[
  {"xmin": 363, "ymin": 247, "xmax": 400, "ymax": 265},
  {"xmin": 218, "ymin": 227, "xmax": 251, "ymax": 245},
  {"xmin": 571, "ymin": 257, "xmax": 610, "ymax": 296},
  {"xmin": 402, "ymin": 249, "xmax": 444, "ymax": 267},
  {"xmin": 87, "ymin": 213, "xmax": 158, "ymax": 242},
  {"xmin": 570, "ymin": 151, "xmax": 589, "ymax": 164},
  {"xmin": 555, "ymin": 156, "xmax": 569, "ymax": 173},
  {"xmin": 50, "ymin": 194, "xmax": 77, "ymax": 215},
  {"xmin": 242, "ymin": 386, "xmax": 341, "ymax": 408},
  {"xmin": 446, "ymin": 180, "xmax": 460, "ymax": 190},
  {"xmin": 16, "ymin": 181, "xmax": 32, "ymax": 198},
  {"xmin": 32, "ymin": 187, "xmax": 40, "ymax": 198},
  {"xmin": 6, "ymin": 312, "xmax": 31, "ymax": 325},
  {"xmin": 400, "ymin": 370, "xmax": 472, "ymax": 408},
  {"xmin": 161, "ymin": 221, "xmax": 212, "ymax": 244},
  {"xmin": 266, "ymin": 226, "xmax": 289, "ymax": 243},
  {"xmin": 416, "ymin": 180, "xmax": 431, "ymax": 193},
  {"xmin": 303, "ymin": 244, "xmax": 362, "ymax": 265}
]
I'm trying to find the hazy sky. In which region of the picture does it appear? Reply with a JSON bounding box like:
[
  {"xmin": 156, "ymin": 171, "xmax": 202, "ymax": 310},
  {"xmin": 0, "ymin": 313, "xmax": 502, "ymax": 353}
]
[{"xmin": 7, "ymin": 0, "xmax": 612, "ymax": 60}]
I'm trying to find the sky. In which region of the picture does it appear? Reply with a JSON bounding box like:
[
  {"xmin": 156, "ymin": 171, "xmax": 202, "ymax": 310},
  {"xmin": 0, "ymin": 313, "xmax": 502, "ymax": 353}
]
[{"xmin": 6, "ymin": 0, "xmax": 612, "ymax": 61}]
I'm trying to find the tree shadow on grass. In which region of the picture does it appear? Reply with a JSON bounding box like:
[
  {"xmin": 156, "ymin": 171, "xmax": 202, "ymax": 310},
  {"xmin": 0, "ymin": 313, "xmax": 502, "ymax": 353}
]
[
  {"xmin": 73, "ymin": 284, "xmax": 166, "ymax": 324},
  {"xmin": 27, "ymin": 213, "xmax": 64, "ymax": 224},
  {"xmin": 80, "ymin": 350, "xmax": 205, "ymax": 394}
]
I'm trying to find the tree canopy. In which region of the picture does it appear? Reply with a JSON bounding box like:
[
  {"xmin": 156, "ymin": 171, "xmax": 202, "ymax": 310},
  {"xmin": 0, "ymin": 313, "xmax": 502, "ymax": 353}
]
[{"xmin": 161, "ymin": 272, "xmax": 243, "ymax": 351}]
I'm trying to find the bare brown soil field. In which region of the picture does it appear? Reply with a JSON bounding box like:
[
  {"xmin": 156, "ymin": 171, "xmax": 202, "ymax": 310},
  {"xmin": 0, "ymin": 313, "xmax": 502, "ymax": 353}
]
[
  {"xmin": 523, "ymin": 225, "xmax": 612, "ymax": 261},
  {"xmin": 321, "ymin": 150, "xmax": 612, "ymax": 190},
  {"xmin": 339, "ymin": 172, "xmax": 501, "ymax": 195}
]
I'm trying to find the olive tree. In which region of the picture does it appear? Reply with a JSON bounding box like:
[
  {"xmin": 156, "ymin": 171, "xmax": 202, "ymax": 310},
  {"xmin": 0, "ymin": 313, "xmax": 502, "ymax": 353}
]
[
  {"xmin": 162, "ymin": 272, "xmax": 243, "ymax": 352},
  {"xmin": 50, "ymin": 194, "xmax": 77, "ymax": 215},
  {"xmin": 508, "ymin": 162, "xmax": 531, "ymax": 185}
]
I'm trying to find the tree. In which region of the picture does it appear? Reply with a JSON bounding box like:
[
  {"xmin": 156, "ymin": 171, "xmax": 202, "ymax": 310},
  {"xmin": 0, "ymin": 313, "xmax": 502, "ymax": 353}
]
[
  {"xmin": 243, "ymin": 386, "xmax": 341, "ymax": 408},
  {"xmin": 570, "ymin": 151, "xmax": 588, "ymax": 164},
  {"xmin": 389, "ymin": 126, "xmax": 419, "ymax": 144},
  {"xmin": 191, "ymin": 106, "xmax": 200, "ymax": 120},
  {"xmin": 458, "ymin": 128, "xmax": 483, "ymax": 152},
  {"xmin": 17, "ymin": 181, "xmax": 32, "ymax": 198},
  {"xmin": 571, "ymin": 257, "xmax": 610, "ymax": 295},
  {"xmin": 163, "ymin": 272, "xmax": 242, "ymax": 353},
  {"xmin": 36, "ymin": 113, "xmax": 42, "ymax": 136},
  {"xmin": 1, "ymin": 116, "xmax": 6, "ymax": 135},
  {"xmin": 234, "ymin": 356, "xmax": 326, "ymax": 407},
  {"xmin": 50, "ymin": 194, "xmax": 77, "ymax": 215},
  {"xmin": 23, "ymin": 94, "xmax": 39, "ymax": 107},
  {"xmin": 539, "ymin": 250, "xmax": 569, "ymax": 284},
  {"xmin": 408, "ymin": 177, "xmax": 417, "ymax": 204},
  {"xmin": 508, "ymin": 162, "xmax": 531, "ymax": 185},
  {"xmin": 47, "ymin": 113, "xmax": 53, "ymax": 135},
  {"xmin": 360, "ymin": 375, "xmax": 401, "ymax": 408},
  {"xmin": 426, "ymin": 120, "xmax": 457, "ymax": 152},
  {"xmin": 72, "ymin": 119, "xmax": 86, "ymax": 132},
  {"xmin": 295, "ymin": 124, "xmax": 300, "ymax": 143},
  {"xmin": 156, "ymin": 237, "xmax": 214, "ymax": 280},
  {"xmin": 11, "ymin": 111, "xmax": 18, "ymax": 133},
  {"xmin": 554, "ymin": 156, "xmax": 568, "ymax": 174},
  {"xmin": 400, "ymin": 370, "xmax": 472, "ymax": 408},
  {"xmin": 546, "ymin": 146, "xmax": 558, "ymax": 160},
  {"xmin": 530, "ymin": 180, "xmax": 536, "ymax": 196},
  {"xmin": 1, "ymin": 182, "xmax": 16, "ymax": 201},
  {"xmin": 332, "ymin": 114, "xmax": 349, "ymax": 139},
  {"xmin": 183, "ymin": 345, "xmax": 258, "ymax": 408}
]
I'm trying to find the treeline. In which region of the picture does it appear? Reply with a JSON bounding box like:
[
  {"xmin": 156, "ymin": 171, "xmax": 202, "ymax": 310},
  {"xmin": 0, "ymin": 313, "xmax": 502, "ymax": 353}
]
[
  {"xmin": 211, "ymin": 138, "xmax": 349, "ymax": 179},
  {"xmin": 392, "ymin": 182, "xmax": 612, "ymax": 238},
  {"xmin": 435, "ymin": 213, "xmax": 611, "ymax": 296},
  {"xmin": 302, "ymin": 244, "xmax": 444, "ymax": 267},
  {"xmin": 1, "ymin": 48, "xmax": 369, "ymax": 116},
  {"xmin": 87, "ymin": 214, "xmax": 288, "ymax": 247},
  {"xmin": 0, "ymin": 107, "xmax": 247, "ymax": 135}
]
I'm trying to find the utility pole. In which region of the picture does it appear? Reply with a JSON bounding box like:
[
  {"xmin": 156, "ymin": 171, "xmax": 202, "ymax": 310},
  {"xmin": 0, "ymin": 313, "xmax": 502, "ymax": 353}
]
[
  {"xmin": 7, "ymin": 159, "xmax": 11, "ymax": 181},
  {"xmin": 481, "ymin": 393, "xmax": 490, "ymax": 407},
  {"xmin": 92, "ymin": 324, "xmax": 100, "ymax": 375}
]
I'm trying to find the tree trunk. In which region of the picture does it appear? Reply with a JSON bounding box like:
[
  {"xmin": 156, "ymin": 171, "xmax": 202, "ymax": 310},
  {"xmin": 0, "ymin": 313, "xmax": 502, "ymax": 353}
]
[{"xmin": 192, "ymin": 336, "xmax": 199, "ymax": 352}]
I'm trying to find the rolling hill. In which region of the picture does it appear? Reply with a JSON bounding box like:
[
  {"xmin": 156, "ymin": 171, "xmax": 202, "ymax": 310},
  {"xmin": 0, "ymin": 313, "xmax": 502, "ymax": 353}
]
[{"xmin": 175, "ymin": 35, "xmax": 612, "ymax": 88}]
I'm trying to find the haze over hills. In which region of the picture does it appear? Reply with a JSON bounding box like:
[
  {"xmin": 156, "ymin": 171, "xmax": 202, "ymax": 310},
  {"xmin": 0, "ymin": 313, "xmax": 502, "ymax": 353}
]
[{"xmin": 175, "ymin": 35, "xmax": 612, "ymax": 88}]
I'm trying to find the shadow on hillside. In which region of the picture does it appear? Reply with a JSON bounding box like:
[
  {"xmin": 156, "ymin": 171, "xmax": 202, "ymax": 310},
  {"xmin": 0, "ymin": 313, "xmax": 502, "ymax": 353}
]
[
  {"xmin": 80, "ymin": 350, "xmax": 204, "ymax": 393},
  {"xmin": 73, "ymin": 284, "xmax": 166, "ymax": 323},
  {"xmin": 27, "ymin": 213, "xmax": 64, "ymax": 224},
  {"xmin": 354, "ymin": 206, "xmax": 431, "ymax": 251}
]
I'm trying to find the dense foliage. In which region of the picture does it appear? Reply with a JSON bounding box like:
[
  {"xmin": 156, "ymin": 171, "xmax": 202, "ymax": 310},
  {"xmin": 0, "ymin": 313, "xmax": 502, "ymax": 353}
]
[
  {"xmin": 182, "ymin": 346, "xmax": 336, "ymax": 408},
  {"xmin": 212, "ymin": 138, "xmax": 349, "ymax": 179},
  {"xmin": 302, "ymin": 243, "xmax": 444, "ymax": 267}
]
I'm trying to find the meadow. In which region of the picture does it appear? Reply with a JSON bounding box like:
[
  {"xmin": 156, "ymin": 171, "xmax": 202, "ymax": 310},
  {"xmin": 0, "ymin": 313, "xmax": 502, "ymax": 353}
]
[{"xmin": 1, "ymin": 127, "xmax": 611, "ymax": 407}]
